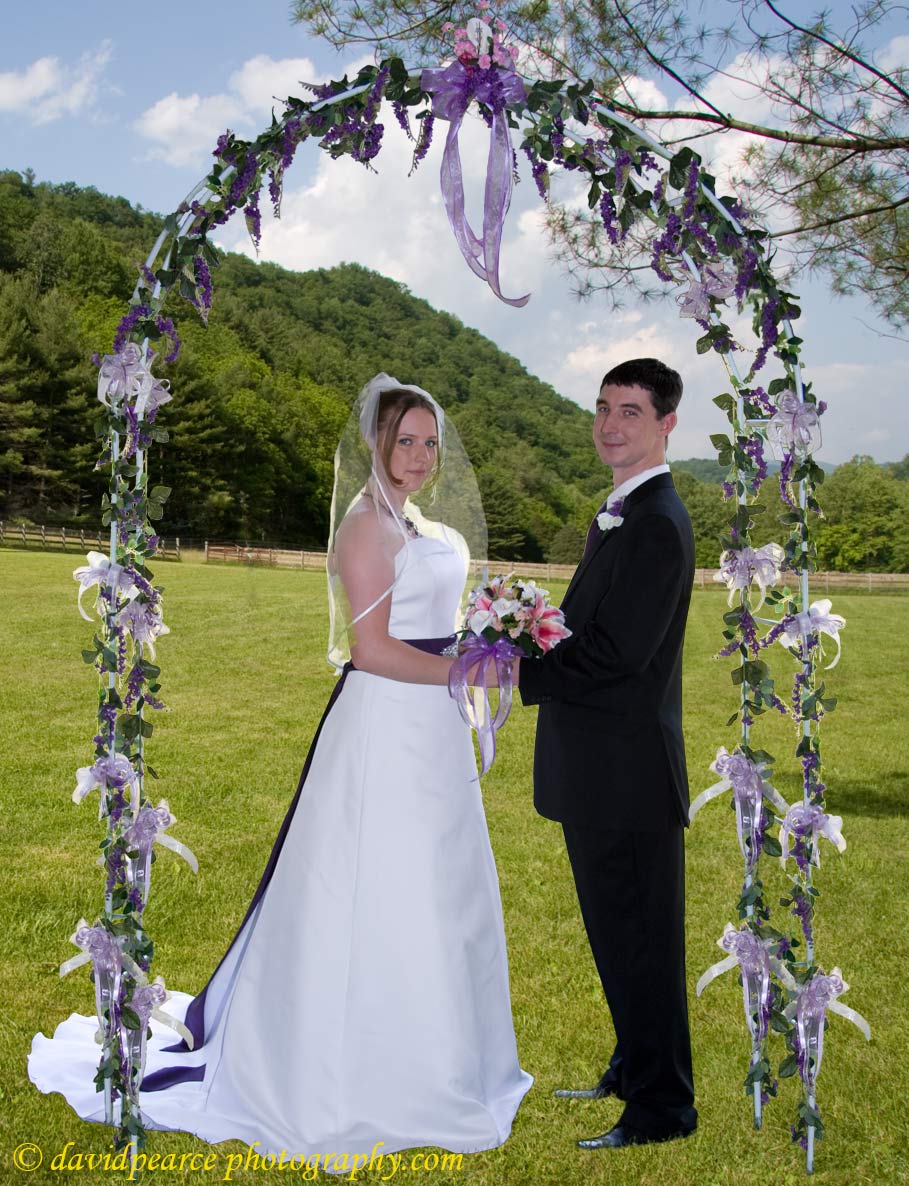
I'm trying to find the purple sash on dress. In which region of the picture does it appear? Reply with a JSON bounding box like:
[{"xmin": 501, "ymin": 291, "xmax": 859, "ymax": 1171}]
[{"xmin": 141, "ymin": 635, "xmax": 456, "ymax": 1092}]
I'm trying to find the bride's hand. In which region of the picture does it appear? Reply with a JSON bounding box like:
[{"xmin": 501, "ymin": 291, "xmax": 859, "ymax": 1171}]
[{"xmin": 472, "ymin": 657, "xmax": 520, "ymax": 688}]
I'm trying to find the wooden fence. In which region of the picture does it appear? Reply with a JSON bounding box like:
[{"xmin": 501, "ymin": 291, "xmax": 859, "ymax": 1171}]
[
  {"xmin": 5, "ymin": 525, "xmax": 909, "ymax": 591},
  {"xmin": 202, "ymin": 543, "xmax": 909, "ymax": 591},
  {"xmin": 0, "ymin": 522, "xmax": 181, "ymax": 560}
]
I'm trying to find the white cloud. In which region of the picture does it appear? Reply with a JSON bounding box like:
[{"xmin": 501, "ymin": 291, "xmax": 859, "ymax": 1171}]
[
  {"xmin": 0, "ymin": 57, "xmax": 58, "ymax": 111},
  {"xmin": 620, "ymin": 76, "xmax": 668, "ymax": 110},
  {"xmin": 0, "ymin": 43, "xmax": 112, "ymax": 124},
  {"xmin": 134, "ymin": 92, "xmax": 246, "ymax": 167},
  {"xmin": 229, "ymin": 54, "xmax": 321, "ymax": 115},
  {"xmin": 878, "ymin": 34, "xmax": 909, "ymax": 72},
  {"xmin": 134, "ymin": 53, "xmax": 373, "ymax": 168}
]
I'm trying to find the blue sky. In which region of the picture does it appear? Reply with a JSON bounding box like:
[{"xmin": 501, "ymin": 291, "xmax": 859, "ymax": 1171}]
[{"xmin": 3, "ymin": 0, "xmax": 908, "ymax": 463}]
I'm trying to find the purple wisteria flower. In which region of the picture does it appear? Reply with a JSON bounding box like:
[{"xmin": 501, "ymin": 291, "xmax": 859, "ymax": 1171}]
[
  {"xmin": 409, "ymin": 113, "xmax": 434, "ymax": 175},
  {"xmin": 599, "ymin": 191, "xmax": 623, "ymax": 245},
  {"xmin": 392, "ymin": 100, "xmax": 413, "ymax": 139},
  {"xmin": 244, "ymin": 190, "xmax": 262, "ymax": 250},
  {"xmin": 113, "ymin": 305, "xmax": 150, "ymax": 353},
  {"xmin": 194, "ymin": 254, "xmax": 213, "ymax": 322},
  {"xmin": 752, "ymin": 295, "xmax": 780, "ymax": 374},
  {"xmin": 522, "ymin": 144, "xmax": 549, "ymax": 199},
  {"xmin": 155, "ymin": 314, "xmax": 181, "ymax": 363}
]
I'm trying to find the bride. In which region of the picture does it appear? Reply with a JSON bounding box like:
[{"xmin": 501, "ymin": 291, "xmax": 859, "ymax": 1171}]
[{"xmin": 28, "ymin": 373, "xmax": 533, "ymax": 1158}]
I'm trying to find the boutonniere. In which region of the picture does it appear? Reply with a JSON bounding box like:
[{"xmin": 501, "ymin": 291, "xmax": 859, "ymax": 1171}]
[{"xmin": 596, "ymin": 496, "xmax": 625, "ymax": 533}]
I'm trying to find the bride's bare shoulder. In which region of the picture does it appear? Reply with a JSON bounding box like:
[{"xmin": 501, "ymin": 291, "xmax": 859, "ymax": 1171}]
[{"xmin": 334, "ymin": 500, "xmax": 398, "ymax": 557}]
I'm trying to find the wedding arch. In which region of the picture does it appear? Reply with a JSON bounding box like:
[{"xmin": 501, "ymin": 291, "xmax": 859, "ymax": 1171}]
[{"xmin": 63, "ymin": 10, "xmax": 868, "ymax": 1172}]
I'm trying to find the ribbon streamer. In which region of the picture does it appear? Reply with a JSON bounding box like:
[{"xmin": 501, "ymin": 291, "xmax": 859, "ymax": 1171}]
[
  {"xmin": 783, "ymin": 969, "xmax": 870, "ymax": 1091},
  {"xmin": 124, "ymin": 800, "xmax": 199, "ymax": 905},
  {"xmin": 778, "ymin": 598, "xmax": 845, "ymax": 669},
  {"xmin": 125, "ymin": 977, "xmax": 195, "ymax": 1090},
  {"xmin": 421, "ymin": 59, "xmax": 528, "ymax": 307},
  {"xmin": 689, "ymin": 747, "xmax": 789, "ymax": 869},
  {"xmin": 73, "ymin": 552, "xmax": 138, "ymax": 622},
  {"xmin": 449, "ymin": 632, "xmax": 522, "ymax": 773},
  {"xmin": 697, "ymin": 923, "xmax": 773, "ymax": 1046}
]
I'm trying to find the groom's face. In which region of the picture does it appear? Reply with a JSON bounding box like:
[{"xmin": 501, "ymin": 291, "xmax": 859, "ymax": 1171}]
[{"xmin": 593, "ymin": 383, "xmax": 676, "ymax": 477}]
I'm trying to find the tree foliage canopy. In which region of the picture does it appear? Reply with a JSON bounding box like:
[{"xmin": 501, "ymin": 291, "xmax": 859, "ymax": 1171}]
[{"xmin": 292, "ymin": 0, "xmax": 909, "ymax": 326}]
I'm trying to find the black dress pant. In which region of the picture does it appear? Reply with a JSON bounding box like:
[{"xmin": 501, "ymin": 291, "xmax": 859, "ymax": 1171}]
[{"xmin": 562, "ymin": 822, "xmax": 696, "ymax": 1134}]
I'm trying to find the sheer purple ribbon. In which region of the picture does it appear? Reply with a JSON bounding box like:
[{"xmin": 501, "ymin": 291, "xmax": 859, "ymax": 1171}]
[
  {"xmin": 59, "ymin": 922, "xmax": 125, "ymax": 1049},
  {"xmin": 125, "ymin": 979, "xmax": 169, "ymax": 1092},
  {"xmin": 73, "ymin": 753, "xmax": 141, "ymax": 818},
  {"xmin": 123, "ymin": 800, "xmax": 198, "ymax": 905},
  {"xmin": 783, "ymin": 968, "xmax": 870, "ymax": 1092},
  {"xmin": 697, "ymin": 923, "xmax": 775, "ymax": 1049},
  {"xmin": 98, "ymin": 344, "xmax": 144, "ymax": 405},
  {"xmin": 779, "ymin": 803, "xmax": 846, "ymax": 869},
  {"xmin": 690, "ymin": 747, "xmax": 789, "ymax": 869},
  {"xmin": 716, "ymin": 542, "xmax": 784, "ymax": 609},
  {"xmin": 778, "ymin": 599, "xmax": 845, "ymax": 668},
  {"xmin": 768, "ymin": 390, "xmax": 821, "ymax": 458},
  {"xmin": 448, "ymin": 632, "xmax": 522, "ymax": 773},
  {"xmin": 420, "ymin": 60, "xmax": 529, "ymax": 307},
  {"xmin": 723, "ymin": 926, "xmax": 773, "ymax": 1046},
  {"xmin": 677, "ymin": 263, "xmax": 736, "ymax": 321}
]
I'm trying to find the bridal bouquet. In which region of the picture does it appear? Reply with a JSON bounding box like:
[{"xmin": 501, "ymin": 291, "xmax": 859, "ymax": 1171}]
[{"xmin": 449, "ymin": 574, "xmax": 570, "ymax": 772}]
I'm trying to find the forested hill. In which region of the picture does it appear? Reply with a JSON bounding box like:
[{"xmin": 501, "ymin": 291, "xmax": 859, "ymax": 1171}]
[
  {"xmin": 3, "ymin": 171, "xmax": 909, "ymax": 570},
  {"xmin": 0, "ymin": 170, "xmax": 604, "ymax": 559}
]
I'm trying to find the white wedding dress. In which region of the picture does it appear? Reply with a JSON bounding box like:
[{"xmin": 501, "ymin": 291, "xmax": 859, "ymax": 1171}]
[{"xmin": 28, "ymin": 535, "xmax": 532, "ymax": 1157}]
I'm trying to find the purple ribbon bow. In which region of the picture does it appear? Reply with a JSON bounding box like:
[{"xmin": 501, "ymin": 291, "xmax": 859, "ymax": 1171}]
[
  {"xmin": 421, "ymin": 60, "xmax": 528, "ymax": 307},
  {"xmin": 72, "ymin": 923, "xmax": 125, "ymax": 1046},
  {"xmin": 779, "ymin": 803, "xmax": 845, "ymax": 869},
  {"xmin": 124, "ymin": 803, "xmax": 172, "ymax": 903},
  {"xmin": 793, "ymin": 970, "xmax": 846, "ymax": 1090},
  {"xmin": 713, "ymin": 749, "xmax": 767, "ymax": 870},
  {"xmin": 720, "ymin": 925, "xmax": 773, "ymax": 1046},
  {"xmin": 448, "ymin": 632, "xmax": 523, "ymax": 773},
  {"xmin": 98, "ymin": 344, "xmax": 144, "ymax": 405},
  {"xmin": 768, "ymin": 390, "xmax": 821, "ymax": 457}
]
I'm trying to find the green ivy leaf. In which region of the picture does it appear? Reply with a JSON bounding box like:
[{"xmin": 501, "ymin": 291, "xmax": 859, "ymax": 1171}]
[
  {"xmin": 762, "ymin": 832, "xmax": 782, "ymax": 857},
  {"xmin": 778, "ymin": 1052, "xmax": 799, "ymax": 1079}
]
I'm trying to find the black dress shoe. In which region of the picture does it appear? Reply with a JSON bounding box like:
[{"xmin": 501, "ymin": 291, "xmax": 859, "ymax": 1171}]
[
  {"xmin": 577, "ymin": 1120, "xmax": 696, "ymax": 1149},
  {"xmin": 554, "ymin": 1076, "xmax": 619, "ymax": 1100}
]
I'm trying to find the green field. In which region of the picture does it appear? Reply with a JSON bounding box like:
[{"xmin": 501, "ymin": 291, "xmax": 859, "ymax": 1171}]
[{"xmin": 1, "ymin": 552, "xmax": 906, "ymax": 1186}]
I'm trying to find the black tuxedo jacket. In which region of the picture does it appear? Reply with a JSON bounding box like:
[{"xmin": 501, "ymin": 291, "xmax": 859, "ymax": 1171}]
[{"xmin": 519, "ymin": 472, "xmax": 695, "ymax": 831}]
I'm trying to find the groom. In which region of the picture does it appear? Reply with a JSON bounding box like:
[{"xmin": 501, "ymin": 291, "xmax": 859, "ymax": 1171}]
[{"xmin": 516, "ymin": 358, "xmax": 697, "ymax": 1149}]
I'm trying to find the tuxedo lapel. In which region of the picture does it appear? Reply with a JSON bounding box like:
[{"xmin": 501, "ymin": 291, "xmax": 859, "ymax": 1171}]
[
  {"xmin": 561, "ymin": 473, "xmax": 676, "ymax": 608},
  {"xmin": 562, "ymin": 524, "xmax": 619, "ymax": 606}
]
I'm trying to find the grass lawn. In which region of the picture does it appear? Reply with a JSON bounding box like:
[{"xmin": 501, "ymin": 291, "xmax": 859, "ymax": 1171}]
[{"xmin": 1, "ymin": 550, "xmax": 907, "ymax": 1186}]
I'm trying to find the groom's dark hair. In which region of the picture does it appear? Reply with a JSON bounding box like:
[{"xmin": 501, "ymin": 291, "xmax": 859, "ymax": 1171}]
[{"xmin": 600, "ymin": 358, "xmax": 683, "ymax": 419}]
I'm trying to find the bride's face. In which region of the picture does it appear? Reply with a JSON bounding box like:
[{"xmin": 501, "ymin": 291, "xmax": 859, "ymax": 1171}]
[{"xmin": 383, "ymin": 406, "xmax": 439, "ymax": 494}]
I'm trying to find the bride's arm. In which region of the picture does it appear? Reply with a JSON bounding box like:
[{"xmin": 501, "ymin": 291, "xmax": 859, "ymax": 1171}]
[{"xmin": 335, "ymin": 513, "xmax": 454, "ymax": 686}]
